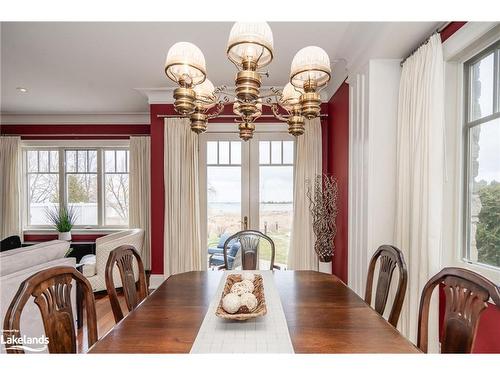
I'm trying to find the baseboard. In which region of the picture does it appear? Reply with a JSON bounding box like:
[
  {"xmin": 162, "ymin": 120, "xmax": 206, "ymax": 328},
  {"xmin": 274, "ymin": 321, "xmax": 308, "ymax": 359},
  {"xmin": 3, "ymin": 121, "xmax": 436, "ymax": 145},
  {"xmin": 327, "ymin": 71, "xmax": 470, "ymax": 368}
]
[{"xmin": 149, "ymin": 274, "xmax": 166, "ymax": 289}]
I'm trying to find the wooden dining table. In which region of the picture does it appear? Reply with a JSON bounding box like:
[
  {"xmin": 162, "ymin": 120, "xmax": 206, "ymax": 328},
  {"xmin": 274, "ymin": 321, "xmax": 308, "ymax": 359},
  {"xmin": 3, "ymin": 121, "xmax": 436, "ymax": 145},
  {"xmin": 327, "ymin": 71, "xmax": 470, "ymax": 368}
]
[{"xmin": 88, "ymin": 270, "xmax": 420, "ymax": 353}]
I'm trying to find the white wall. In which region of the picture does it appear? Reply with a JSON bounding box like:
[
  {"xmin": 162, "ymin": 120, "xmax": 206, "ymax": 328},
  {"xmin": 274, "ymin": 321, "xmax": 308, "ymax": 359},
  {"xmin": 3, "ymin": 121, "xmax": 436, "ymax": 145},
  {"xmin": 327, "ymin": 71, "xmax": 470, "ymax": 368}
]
[{"xmin": 347, "ymin": 59, "xmax": 401, "ymax": 296}]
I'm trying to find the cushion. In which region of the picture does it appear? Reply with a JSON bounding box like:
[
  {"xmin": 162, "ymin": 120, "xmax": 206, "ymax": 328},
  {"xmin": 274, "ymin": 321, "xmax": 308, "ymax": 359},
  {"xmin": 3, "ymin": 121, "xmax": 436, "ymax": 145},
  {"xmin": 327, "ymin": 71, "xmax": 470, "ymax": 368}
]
[
  {"xmin": 1, "ymin": 240, "xmax": 67, "ymax": 258},
  {"xmin": 229, "ymin": 242, "xmax": 241, "ymax": 257},
  {"xmin": 80, "ymin": 254, "xmax": 97, "ymax": 277},
  {"xmin": 217, "ymin": 233, "xmax": 231, "ymax": 248},
  {"xmin": 208, "ymin": 247, "xmax": 223, "ymax": 255},
  {"xmin": 0, "ymin": 240, "xmax": 70, "ymax": 276}
]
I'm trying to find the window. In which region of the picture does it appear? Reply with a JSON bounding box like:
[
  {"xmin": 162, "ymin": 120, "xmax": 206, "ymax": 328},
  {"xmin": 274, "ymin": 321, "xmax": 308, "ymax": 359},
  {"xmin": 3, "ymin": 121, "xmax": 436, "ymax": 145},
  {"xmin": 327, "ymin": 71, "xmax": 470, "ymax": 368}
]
[
  {"xmin": 23, "ymin": 146, "xmax": 129, "ymax": 229},
  {"xmin": 104, "ymin": 150, "xmax": 130, "ymax": 226},
  {"xmin": 26, "ymin": 150, "xmax": 59, "ymax": 225},
  {"xmin": 464, "ymin": 41, "xmax": 500, "ymax": 268},
  {"xmin": 65, "ymin": 150, "xmax": 98, "ymax": 225}
]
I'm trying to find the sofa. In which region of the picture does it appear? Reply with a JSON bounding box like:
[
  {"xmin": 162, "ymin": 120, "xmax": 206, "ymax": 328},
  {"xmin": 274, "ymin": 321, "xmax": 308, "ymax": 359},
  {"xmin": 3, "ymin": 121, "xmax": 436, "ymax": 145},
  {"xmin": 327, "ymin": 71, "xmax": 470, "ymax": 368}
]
[
  {"xmin": 0, "ymin": 240, "xmax": 74, "ymax": 353},
  {"xmin": 80, "ymin": 228, "xmax": 145, "ymax": 293}
]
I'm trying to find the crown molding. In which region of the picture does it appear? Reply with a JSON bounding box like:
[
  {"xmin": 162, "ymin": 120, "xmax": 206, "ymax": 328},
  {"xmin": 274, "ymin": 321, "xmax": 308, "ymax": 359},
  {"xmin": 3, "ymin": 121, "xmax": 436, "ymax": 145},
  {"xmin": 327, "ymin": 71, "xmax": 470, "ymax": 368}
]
[
  {"xmin": 443, "ymin": 22, "xmax": 499, "ymax": 61},
  {"xmin": 136, "ymin": 85, "xmax": 332, "ymax": 105},
  {"xmin": 135, "ymin": 87, "xmax": 175, "ymax": 104},
  {"xmin": 0, "ymin": 112, "xmax": 150, "ymax": 125}
]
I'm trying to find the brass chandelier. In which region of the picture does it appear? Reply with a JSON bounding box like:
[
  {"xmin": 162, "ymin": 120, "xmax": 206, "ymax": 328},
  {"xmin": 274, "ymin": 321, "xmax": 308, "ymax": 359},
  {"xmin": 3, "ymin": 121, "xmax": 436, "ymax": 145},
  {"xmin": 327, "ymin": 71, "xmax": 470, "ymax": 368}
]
[{"xmin": 165, "ymin": 22, "xmax": 331, "ymax": 141}]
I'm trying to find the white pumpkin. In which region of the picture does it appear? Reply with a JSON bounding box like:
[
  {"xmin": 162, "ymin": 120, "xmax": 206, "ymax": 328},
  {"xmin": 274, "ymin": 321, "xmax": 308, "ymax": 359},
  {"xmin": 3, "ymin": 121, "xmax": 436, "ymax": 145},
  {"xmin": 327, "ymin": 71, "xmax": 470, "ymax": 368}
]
[
  {"xmin": 240, "ymin": 292, "xmax": 258, "ymax": 312},
  {"xmin": 222, "ymin": 293, "xmax": 241, "ymax": 314}
]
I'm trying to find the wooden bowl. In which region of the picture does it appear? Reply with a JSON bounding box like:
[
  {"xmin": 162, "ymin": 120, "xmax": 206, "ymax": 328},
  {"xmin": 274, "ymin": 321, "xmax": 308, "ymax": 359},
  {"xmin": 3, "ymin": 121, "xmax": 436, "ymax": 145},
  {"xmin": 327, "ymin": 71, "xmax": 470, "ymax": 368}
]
[{"xmin": 215, "ymin": 274, "xmax": 267, "ymax": 321}]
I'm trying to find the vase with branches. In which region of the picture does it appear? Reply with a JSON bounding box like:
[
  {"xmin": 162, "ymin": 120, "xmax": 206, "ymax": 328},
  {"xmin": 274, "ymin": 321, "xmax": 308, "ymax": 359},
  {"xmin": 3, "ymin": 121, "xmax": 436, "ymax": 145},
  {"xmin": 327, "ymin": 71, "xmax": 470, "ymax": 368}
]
[
  {"xmin": 306, "ymin": 174, "xmax": 339, "ymax": 270},
  {"xmin": 45, "ymin": 205, "xmax": 78, "ymax": 241}
]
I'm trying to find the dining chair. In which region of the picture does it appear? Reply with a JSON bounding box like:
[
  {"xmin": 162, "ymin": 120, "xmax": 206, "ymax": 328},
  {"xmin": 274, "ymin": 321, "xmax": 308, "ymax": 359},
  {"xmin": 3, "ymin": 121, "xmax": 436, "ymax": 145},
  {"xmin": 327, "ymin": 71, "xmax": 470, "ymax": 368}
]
[
  {"xmin": 364, "ymin": 245, "xmax": 408, "ymax": 327},
  {"xmin": 219, "ymin": 230, "xmax": 280, "ymax": 270},
  {"xmin": 105, "ymin": 245, "xmax": 148, "ymax": 324},
  {"xmin": 3, "ymin": 266, "xmax": 97, "ymax": 353},
  {"xmin": 417, "ymin": 267, "xmax": 500, "ymax": 353},
  {"xmin": 0, "ymin": 235, "xmax": 22, "ymax": 252}
]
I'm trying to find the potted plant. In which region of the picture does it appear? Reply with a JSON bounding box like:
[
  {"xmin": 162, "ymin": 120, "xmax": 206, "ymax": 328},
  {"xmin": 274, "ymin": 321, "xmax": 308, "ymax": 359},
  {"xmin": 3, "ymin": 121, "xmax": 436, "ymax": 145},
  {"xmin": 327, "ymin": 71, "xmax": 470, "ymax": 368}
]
[
  {"xmin": 45, "ymin": 205, "xmax": 77, "ymax": 241},
  {"xmin": 306, "ymin": 174, "xmax": 339, "ymax": 273}
]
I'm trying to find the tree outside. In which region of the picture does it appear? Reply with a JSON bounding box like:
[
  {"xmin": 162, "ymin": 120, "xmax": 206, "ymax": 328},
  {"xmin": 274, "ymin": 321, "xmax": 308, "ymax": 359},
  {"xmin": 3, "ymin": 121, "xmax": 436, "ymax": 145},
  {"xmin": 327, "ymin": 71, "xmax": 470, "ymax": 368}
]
[{"xmin": 476, "ymin": 181, "xmax": 500, "ymax": 267}]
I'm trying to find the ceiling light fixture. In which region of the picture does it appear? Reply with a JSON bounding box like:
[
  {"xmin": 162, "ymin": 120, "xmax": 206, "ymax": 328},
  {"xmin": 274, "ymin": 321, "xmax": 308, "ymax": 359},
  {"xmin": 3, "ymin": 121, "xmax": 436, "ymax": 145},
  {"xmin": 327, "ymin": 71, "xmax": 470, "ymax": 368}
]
[
  {"xmin": 165, "ymin": 22, "xmax": 331, "ymax": 140},
  {"xmin": 16, "ymin": 87, "xmax": 28, "ymax": 93}
]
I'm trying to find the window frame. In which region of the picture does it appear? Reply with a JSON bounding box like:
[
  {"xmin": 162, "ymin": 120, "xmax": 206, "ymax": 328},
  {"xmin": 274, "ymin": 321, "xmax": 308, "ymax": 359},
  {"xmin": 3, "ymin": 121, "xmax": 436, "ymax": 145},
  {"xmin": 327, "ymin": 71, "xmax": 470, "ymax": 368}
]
[
  {"xmin": 462, "ymin": 40, "xmax": 500, "ymax": 270},
  {"xmin": 22, "ymin": 141, "xmax": 130, "ymax": 231},
  {"xmin": 24, "ymin": 148, "xmax": 61, "ymax": 228},
  {"xmin": 103, "ymin": 148, "xmax": 130, "ymax": 226}
]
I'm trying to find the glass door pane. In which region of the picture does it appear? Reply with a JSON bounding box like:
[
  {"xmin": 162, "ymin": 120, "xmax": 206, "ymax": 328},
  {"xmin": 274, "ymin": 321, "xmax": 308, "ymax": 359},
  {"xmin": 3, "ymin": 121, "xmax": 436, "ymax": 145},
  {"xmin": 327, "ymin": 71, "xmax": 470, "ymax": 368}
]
[
  {"xmin": 256, "ymin": 139, "xmax": 294, "ymax": 269},
  {"xmin": 203, "ymin": 139, "xmax": 247, "ymax": 269}
]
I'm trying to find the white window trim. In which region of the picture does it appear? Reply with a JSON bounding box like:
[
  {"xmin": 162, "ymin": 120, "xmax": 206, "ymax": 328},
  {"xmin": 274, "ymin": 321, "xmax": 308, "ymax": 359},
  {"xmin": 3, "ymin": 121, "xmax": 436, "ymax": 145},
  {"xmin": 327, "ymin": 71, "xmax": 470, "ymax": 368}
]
[
  {"xmin": 21, "ymin": 139, "xmax": 131, "ymax": 232},
  {"xmin": 443, "ymin": 22, "xmax": 500, "ymax": 284}
]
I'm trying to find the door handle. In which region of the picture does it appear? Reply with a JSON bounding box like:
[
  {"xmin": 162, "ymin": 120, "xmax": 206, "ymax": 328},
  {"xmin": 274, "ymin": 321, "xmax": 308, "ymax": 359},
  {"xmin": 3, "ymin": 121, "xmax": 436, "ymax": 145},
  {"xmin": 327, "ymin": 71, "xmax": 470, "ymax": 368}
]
[{"xmin": 242, "ymin": 216, "xmax": 248, "ymax": 230}]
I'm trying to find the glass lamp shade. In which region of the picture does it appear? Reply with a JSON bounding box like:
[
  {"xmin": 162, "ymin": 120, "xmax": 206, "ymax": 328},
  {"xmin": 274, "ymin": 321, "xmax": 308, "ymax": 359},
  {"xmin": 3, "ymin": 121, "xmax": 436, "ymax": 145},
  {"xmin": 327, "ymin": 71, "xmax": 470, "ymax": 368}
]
[
  {"xmin": 227, "ymin": 22, "xmax": 273, "ymax": 69},
  {"xmin": 290, "ymin": 46, "xmax": 331, "ymax": 88},
  {"xmin": 194, "ymin": 79, "xmax": 216, "ymax": 109},
  {"xmin": 165, "ymin": 42, "xmax": 207, "ymax": 86},
  {"xmin": 280, "ymin": 83, "xmax": 303, "ymax": 109}
]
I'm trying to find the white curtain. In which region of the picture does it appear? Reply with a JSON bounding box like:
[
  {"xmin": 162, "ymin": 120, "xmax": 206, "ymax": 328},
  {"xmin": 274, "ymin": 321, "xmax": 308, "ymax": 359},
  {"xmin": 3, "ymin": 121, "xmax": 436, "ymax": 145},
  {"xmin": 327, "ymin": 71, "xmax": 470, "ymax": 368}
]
[
  {"xmin": 288, "ymin": 118, "xmax": 323, "ymax": 270},
  {"xmin": 0, "ymin": 136, "xmax": 21, "ymax": 240},
  {"xmin": 163, "ymin": 118, "xmax": 204, "ymax": 277},
  {"xmin": 129, "ymin": 136, "xmax": 151, "ymax": 270},
  {"xmin": 395, "ymin": 33, "xmax": 444, "ymax": 351}
]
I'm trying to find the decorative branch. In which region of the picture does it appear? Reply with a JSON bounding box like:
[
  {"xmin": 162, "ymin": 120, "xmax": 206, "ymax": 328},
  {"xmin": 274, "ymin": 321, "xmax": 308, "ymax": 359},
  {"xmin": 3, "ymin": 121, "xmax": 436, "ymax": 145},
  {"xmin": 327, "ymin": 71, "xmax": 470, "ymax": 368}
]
[{"xmin": 306, "ymin": 174, "xmax": 339, "ymax": 263}]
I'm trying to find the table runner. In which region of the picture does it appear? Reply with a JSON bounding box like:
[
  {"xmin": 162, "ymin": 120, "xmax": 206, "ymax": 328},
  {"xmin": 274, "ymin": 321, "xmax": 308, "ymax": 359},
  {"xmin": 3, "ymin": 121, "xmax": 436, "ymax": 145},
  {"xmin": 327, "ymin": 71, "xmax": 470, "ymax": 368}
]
[{"xmin": 190, "ymin": 270, "xmax": 294, "ymax": 353}]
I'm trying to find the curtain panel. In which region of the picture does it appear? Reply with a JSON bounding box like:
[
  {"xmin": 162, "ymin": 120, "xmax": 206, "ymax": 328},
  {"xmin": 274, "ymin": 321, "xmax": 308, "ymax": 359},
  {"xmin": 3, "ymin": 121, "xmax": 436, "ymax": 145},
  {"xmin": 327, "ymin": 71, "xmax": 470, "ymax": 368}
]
[
  {"xmin": 129, "ymin": 136, "xmax": 151, "ymax": 270},
  {"xmin": 395, "ymin": 33, "xmax": 445, "ymax": 351},
  {"xmin": 287, "ymin": 118, "xmax": 323, "ymax": 271},
  {"xmin": 0, "ymin": 136, "xmax": 21, "ymax": 240},
  {"xmin": 163, "ymin": 118, "xmax": 204, "ymax": 277}
]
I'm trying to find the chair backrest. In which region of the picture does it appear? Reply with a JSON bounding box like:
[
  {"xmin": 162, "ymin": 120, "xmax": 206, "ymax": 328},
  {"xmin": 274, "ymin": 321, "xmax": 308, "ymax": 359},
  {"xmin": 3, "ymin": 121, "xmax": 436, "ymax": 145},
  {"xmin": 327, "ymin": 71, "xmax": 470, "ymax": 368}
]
[
  {"xmin": 418, "ymin": 267, "xmax": 500, "ymax": 353},
  {"xmin": 222, "ymin": 230, "xmax": 277, "ymax": 270},
  {"xmin": 0, "ymin": 235, "xmax": 22, "ymax": 252},
  {"xmin": 95, "ymin": 228, "xmax": 145, "ymax": 278},
  {"xmin": 3, "ymin": 266, "xmax": 97, "ymax": 353},
  {"xmin": 105, "ymin": 245, "xmax": 148, "ymax": 324},
  {"xmin": 364, "ymin": 245, "xmax": 408, "ymax": 327}
]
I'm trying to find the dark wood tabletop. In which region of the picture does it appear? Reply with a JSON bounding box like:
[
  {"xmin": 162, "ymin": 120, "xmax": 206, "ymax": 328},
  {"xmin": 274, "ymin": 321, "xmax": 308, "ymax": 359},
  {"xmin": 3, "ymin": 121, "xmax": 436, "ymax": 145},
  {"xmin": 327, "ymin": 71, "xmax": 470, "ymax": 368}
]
[{"xmin": 88, "ymin": 270, "xmax": 420, "ymax": 353}]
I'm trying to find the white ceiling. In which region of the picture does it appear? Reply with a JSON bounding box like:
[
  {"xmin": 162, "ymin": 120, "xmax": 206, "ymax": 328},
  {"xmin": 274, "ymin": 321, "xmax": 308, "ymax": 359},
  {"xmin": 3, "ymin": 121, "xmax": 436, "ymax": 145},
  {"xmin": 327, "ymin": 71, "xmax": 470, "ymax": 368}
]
[{"xmin": 1, "ymin": 22, "xmax": 440, "ymax": 114}]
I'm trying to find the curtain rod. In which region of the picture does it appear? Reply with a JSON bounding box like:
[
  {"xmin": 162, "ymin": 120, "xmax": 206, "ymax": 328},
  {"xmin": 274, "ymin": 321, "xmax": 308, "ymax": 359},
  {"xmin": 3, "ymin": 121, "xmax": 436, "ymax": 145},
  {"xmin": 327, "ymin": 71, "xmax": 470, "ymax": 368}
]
[
  {"xmin": 157, "ymin": 114, "xmax": 328, "ymax": 118},
  {"xmin": 400, "ymin": 22, "xmax": 451, "ymax": 67}
]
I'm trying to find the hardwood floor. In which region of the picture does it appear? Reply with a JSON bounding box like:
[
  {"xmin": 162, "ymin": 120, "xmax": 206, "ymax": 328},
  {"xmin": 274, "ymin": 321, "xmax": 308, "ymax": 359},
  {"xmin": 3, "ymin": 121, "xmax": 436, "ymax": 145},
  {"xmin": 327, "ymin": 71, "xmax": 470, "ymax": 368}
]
[{"xmin": 77, "ymin": 291, "xmax": 128, "ymax": 353}]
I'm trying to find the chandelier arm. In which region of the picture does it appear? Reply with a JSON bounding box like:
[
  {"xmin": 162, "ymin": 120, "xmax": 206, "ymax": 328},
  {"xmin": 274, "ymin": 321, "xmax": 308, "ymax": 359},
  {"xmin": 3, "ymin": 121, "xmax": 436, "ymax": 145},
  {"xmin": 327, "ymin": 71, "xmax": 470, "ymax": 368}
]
[
  {"xmin": 207, "ymin": 101, "xmax": 226, "ymax": 119},
  {"xmin": 271, "ymin": 104, "xmax": 289, "ymax": 122},
  {"xmin": 257, "ymin": 92, "xmax": 280, "ymax": 100}
]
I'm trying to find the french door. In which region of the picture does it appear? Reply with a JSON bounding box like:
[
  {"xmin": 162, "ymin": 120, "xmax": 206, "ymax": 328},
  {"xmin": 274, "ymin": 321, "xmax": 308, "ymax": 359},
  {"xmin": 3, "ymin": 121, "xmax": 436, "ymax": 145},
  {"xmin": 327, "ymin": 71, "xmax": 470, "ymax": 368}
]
[{"xmin": 199, "ymin": 127, "xmax": 295, "ymax": 269}]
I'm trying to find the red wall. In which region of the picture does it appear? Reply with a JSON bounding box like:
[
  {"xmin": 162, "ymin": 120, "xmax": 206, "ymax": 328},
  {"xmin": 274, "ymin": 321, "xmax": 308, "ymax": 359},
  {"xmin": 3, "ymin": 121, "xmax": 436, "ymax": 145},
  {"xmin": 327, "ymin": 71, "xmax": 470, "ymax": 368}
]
[
  {"xmin": 440, "ymin": 22, "xmax": 467, "ymax": 42},
  {"xmin": 326, "ymin": 82, "xmax": 349, "ymax": 283},
  {"xmin": 0, "ymin": 124, "xmax": 149, "ymax": 138},
  {"xmin": 149, "ymin": 104, "xmax": 176, "ymax": 275}
]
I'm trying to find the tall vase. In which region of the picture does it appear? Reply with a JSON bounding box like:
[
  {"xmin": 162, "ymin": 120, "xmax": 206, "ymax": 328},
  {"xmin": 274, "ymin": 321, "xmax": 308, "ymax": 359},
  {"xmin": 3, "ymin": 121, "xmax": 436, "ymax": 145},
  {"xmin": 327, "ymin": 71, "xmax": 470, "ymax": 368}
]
[
  {"xmin": 318, "ymin": 260, "xmax": 332, "ymax": 274},
  {"xmin": 58, "ymin": 231, "xmax": 71, "ymax": 241}
]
